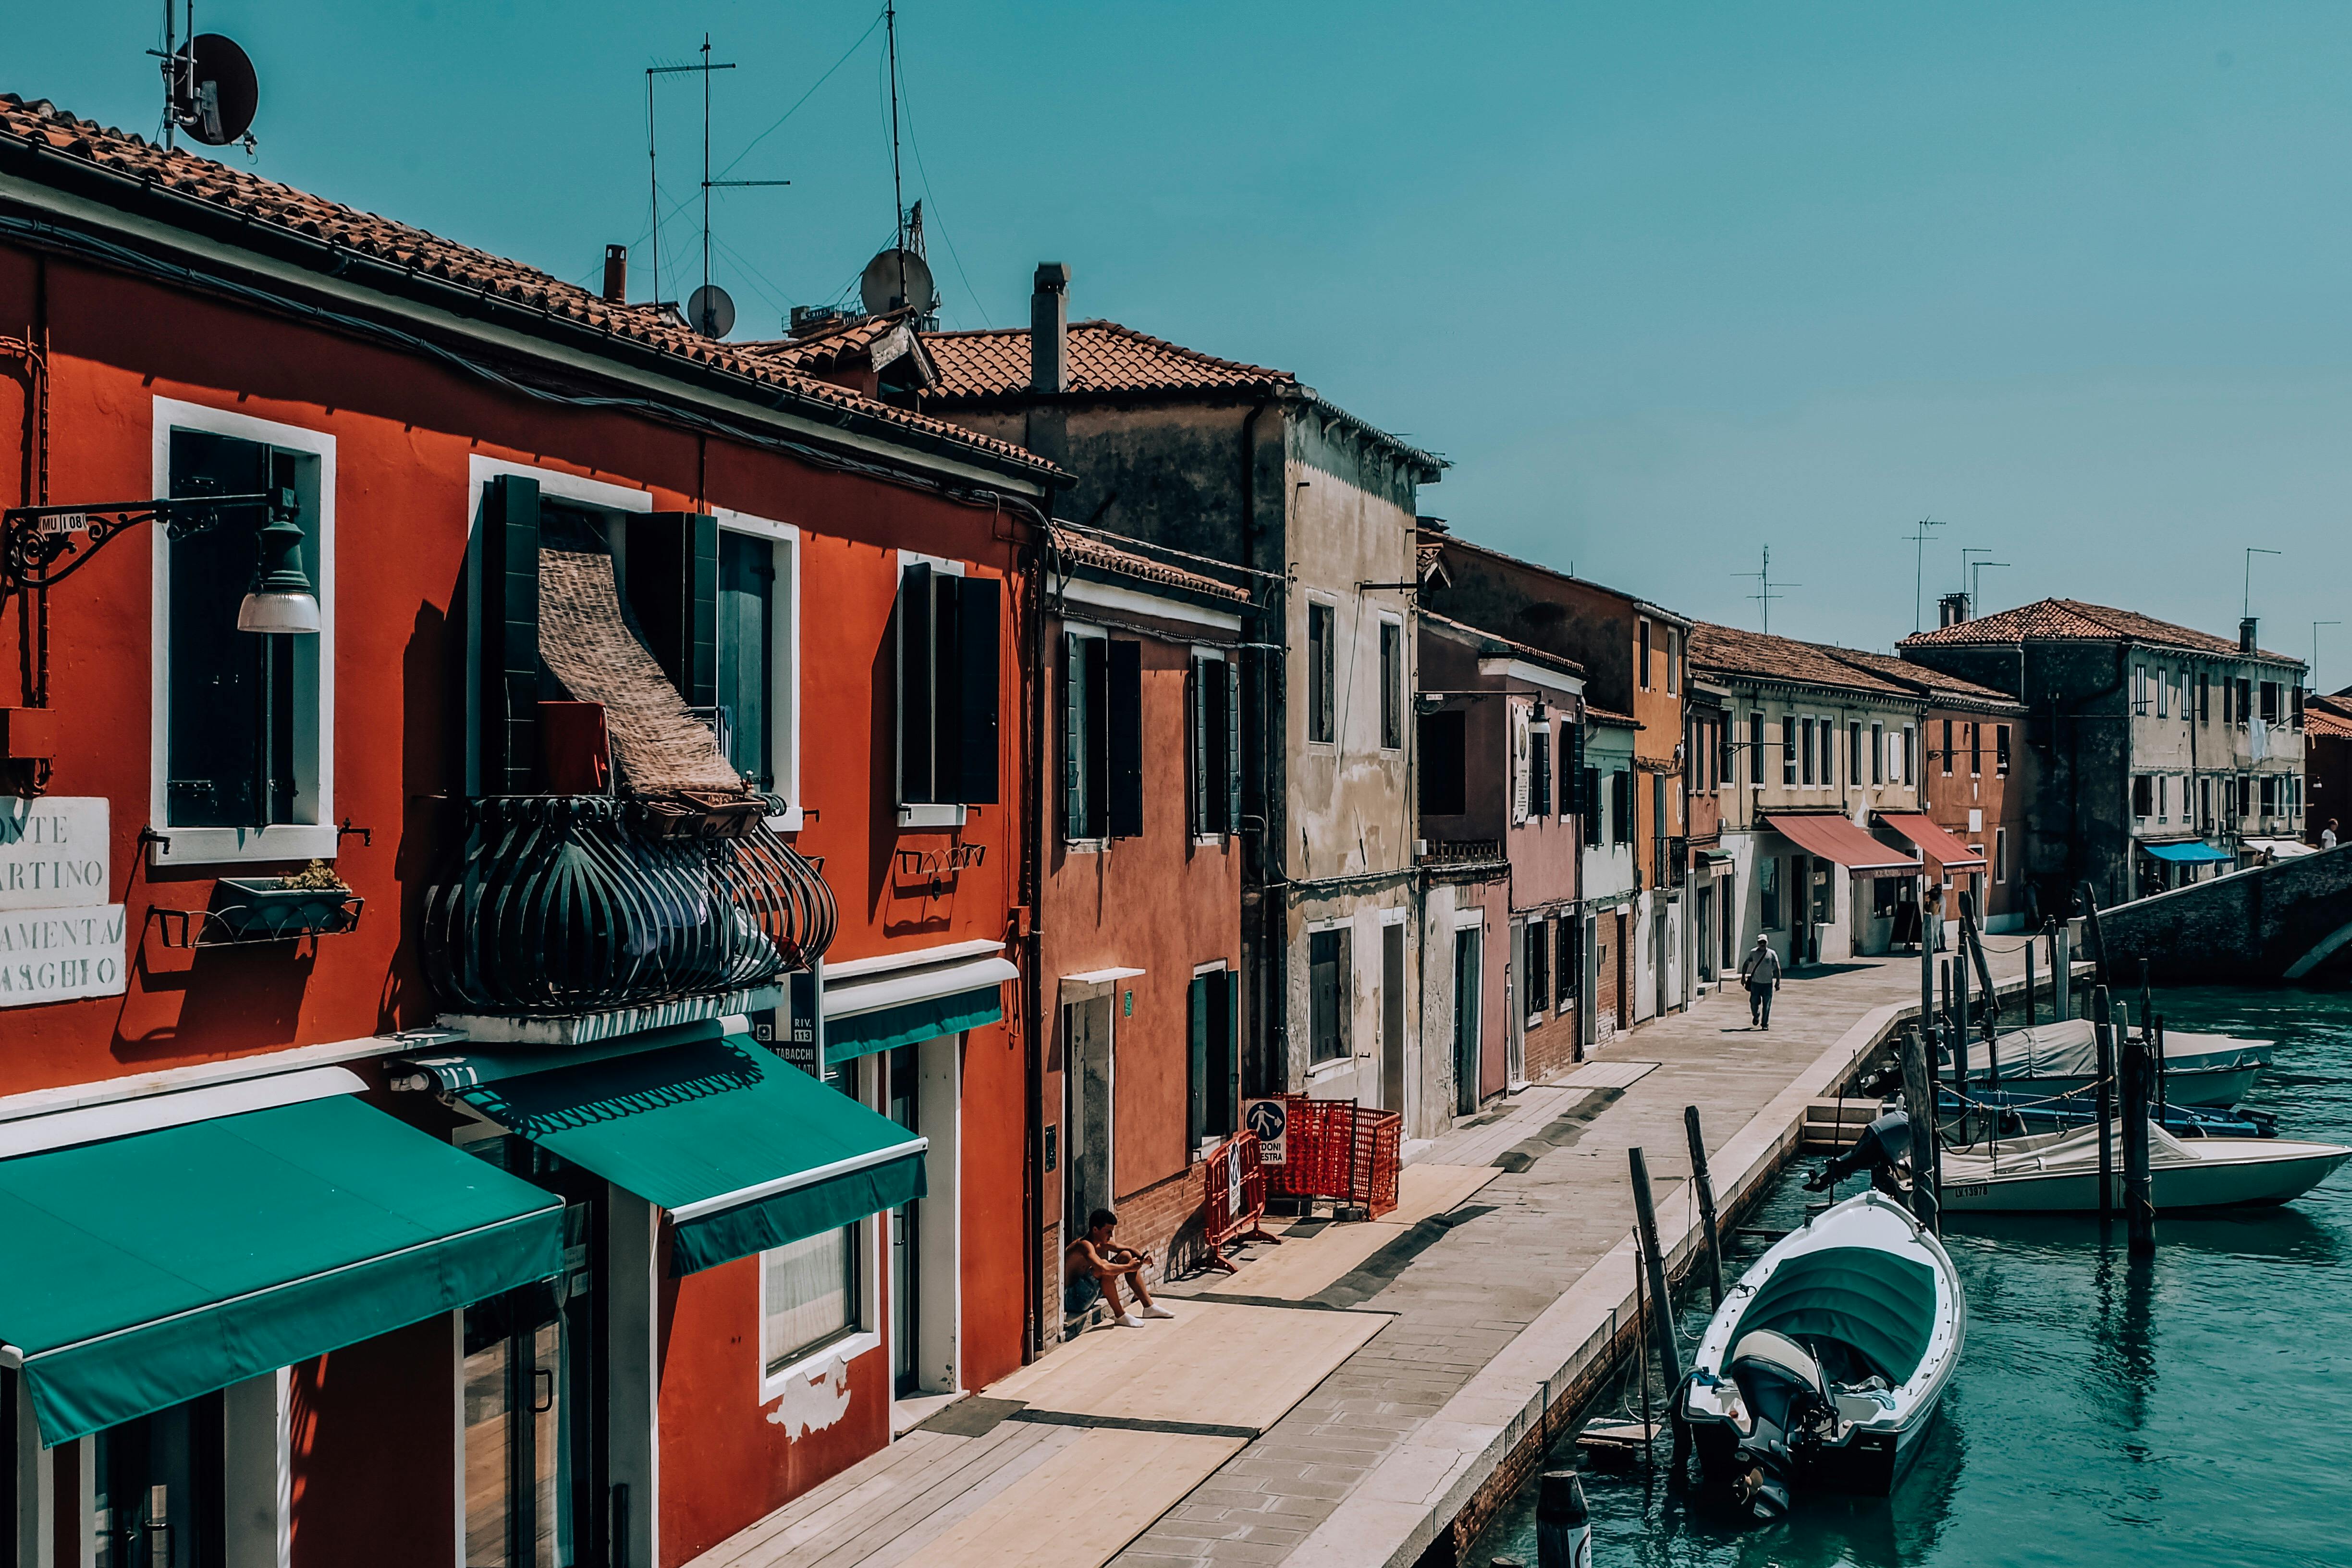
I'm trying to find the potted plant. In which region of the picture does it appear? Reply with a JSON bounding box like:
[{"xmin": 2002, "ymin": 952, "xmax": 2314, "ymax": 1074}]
[{"xmin": 209, "ymin": 859, "xmax": 360, "ymax": 941}]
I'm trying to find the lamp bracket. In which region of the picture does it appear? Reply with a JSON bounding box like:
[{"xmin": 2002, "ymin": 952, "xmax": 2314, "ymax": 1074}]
[{"xmin": 2, "ymin": 490, "xmax": 291, "ymax": 594}]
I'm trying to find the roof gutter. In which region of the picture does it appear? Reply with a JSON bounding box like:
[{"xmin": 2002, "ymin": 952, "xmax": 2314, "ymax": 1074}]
[{"xmin": 0, "ymin": 152, "xmax": 1053, "ymax": 498}]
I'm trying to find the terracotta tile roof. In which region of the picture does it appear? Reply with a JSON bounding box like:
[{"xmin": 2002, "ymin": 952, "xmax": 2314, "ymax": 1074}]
[
  {"xmin": 1688, "ymin": 623, "xmax": 1920, "ymax": 699},
  {"xmin": 1048, "ymin": 526, "xmax": 1250, "ymax": 605},
  {"xmin": 2306, "ymin": 702, "xmax": 2352, "ymax": 740},
  {"xmin": 0, "ymin": 96, "xmax": 1052, "ymax": 477},
  {"xmin": 1823, "ymin": 645, "xmax": 2026, "ymax": 712},
  {"xmin": 925, "ymin": 320, "xmax": 1295, "ymax": 401},
  {"xmin": 737, "ymin": 308, "xmax": 931, "ymax": 380},
  {"xmin": 1898, "ymin": 598, "xmax": 2302, "ymax": 664},
  {"xmin": 1586, "ymin": 705, "xmax": 1640, "ymax": 728},
  {"xmin": 1420, "ymin": 610, "xmax": 1587, "ymax": 683}
]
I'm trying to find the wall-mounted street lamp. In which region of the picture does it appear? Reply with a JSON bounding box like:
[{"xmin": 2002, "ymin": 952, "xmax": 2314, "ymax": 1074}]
[{"xmin": 2, "ymin": 487, "xmax": 317, "ymax": 633}]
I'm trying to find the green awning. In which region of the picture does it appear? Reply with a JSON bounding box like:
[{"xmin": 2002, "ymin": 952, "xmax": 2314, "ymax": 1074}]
[
  {"xmin": 824, "ymin": 986, "xmax": 1004, "ymax": 1064},
  {"xmin": 0, "ymin": 1097, "xmax": 563, "ymax": 1447},
  {"xmin": 440, "ymin": 1035, "xmax": 926, "ymax": 1276}
]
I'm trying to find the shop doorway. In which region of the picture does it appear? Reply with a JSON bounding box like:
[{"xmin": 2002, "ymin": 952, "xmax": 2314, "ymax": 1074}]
[
  {"xmin": 94, "ymin": 1392, "xmax": 225, "ymax": 1568},
  {"xmin": 1452, "ymin": 927, "xmax": 1482, "ymax": 1115},
  {"xmin": 888, "ymin": 1044, "xmax": 923, "ymax": 1398},
  {"xmin": 1380, "ymin": 921, "xmax": 1407, "ymax": 1116},
  {"xmin": 1063, "ymin": 997, "xmax": 1115, "ymax": 1250},
  {"xmin": 462, "ymin": 1146, "xmax": 599, "ymax": 1568}
]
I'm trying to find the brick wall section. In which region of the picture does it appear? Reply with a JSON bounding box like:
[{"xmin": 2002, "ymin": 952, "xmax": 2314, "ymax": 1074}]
[{"xmin": 1523, "ymin": 1009, "xmax": 1580, "ymax": 1083}]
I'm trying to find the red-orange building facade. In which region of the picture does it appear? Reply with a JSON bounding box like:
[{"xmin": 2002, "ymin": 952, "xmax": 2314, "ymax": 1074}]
[{"xmin": 0, "ymin": 96, "xmax": 1059, "ymax": 1568}]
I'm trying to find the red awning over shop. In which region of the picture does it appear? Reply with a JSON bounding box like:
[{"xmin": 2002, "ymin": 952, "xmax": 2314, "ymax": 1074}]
[
  {"xmin": 1762, "ymin": 813, "xmax": 1920, "ymax": 876},
  {"xmin": 1875, "ymin": 812, "xmax": 1986, "ymax": 870}
]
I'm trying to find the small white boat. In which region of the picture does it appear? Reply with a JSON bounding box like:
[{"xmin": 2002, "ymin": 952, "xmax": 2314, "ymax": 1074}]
[
  {"xmin": 1682, "ymin": 1190, "xmax": 1965, "ymax": 1518},
  {"xmin": 1944, "ymin": 1017, "xmax": 2271, "ymax": 1108},
  {"xmin": 1939, "ymin": 1122, "xmax": 2350, "ymax": 1213}
]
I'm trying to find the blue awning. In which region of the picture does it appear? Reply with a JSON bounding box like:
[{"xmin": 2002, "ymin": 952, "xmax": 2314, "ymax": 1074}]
[{"xmin": 2141, "ymin": 840, "xmax": 2233, "ymax": 864}]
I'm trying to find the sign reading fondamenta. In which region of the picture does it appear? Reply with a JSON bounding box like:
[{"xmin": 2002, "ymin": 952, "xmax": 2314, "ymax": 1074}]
[
  {"xmin": 0, "ymin": 798, "xmax": 125, "ymax": 1007},
  {"xmin": 0, "ymin": 905, "xmax": 128, "ymax": 1005}
]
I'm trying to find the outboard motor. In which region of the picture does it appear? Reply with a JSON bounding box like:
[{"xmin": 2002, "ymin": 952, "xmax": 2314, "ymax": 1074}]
[
  {"xmin": 1724, "ymin": 1330, "xmax": 1838, "ymax": 1519},
  {"xmin": 1806, "ymin": 1108, "xmax": 1914, "ymax": 1200}
]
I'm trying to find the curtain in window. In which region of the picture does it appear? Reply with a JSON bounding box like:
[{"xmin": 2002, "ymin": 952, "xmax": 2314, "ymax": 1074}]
[{"xmin": 762, "ymin": 1228, "xmax": 855, "ymax": 1372}]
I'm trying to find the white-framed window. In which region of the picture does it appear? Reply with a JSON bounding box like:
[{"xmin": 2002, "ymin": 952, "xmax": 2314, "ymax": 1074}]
[
  {"xmin": 1306, "ymin": 597, "xmax": 1337, "ymax": 745},
  {"xmin": 714, "ymin": 510, "xmax": 804, "ymax": 830},
  {"xmin": 2156, "ymin": 669, "xmax": 2170, "ymax": 719},
  {"xmin": 1994, "ymin": 827, "xmax": 2009, "ymax": 883},
  {"xmin": 1902, "ymin": 725, "xmax": 1917, "ymax": 787},
  {"xmin": 1377, "ymin": 616, "xmax": 1404, "ymax": 751},
  {"xmin": 1872, "ymin": 721, "xmax": 1885, "ymax": 785},
  {"xmin": 150, "ymin": 397, "xmax": 337, "ymax": 867},
  {"xmin": 1638, "ymin": 618, "xmax": 1653, "ymax": 689},
  {"xmin": 1061, "ymin": 621, "xmax": 1111, "ymax": 844},
  {"xmin": 760, "ymin": 1223, "xmax": 866, "ymax": 1379}
]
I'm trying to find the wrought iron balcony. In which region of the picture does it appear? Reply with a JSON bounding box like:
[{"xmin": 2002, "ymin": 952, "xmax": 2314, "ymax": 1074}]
[{"xmin": 422, "ymin": 795, "xmax": 836, "ymax": 1018}]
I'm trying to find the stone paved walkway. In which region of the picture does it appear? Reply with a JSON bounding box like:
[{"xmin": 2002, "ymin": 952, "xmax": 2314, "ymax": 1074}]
[{"xmin": 687, "ymin": 948, "xmax": 2055, "ymax": 1568}]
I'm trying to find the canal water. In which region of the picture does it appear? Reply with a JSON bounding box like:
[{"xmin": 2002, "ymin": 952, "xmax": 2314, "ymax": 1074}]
[{"xmin": 1469, "ymin": 984, "xmax": 2352, "ymax": 1568}]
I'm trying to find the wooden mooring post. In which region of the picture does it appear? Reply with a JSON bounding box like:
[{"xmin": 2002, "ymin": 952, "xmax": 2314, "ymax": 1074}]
[
  {"xmin": 1627, "ymin": 1148, "xmax": 1685, "ymax": 1472},
  {"xmin": 1899, "ymin": 1025, "xmax": 1940, "ymax": 1234},
  {"xmin": 2091, "ymin": 985, "xmax": 2116, "ymax": 1217},
  {"xmin": 1536, "ymin": 1470, "xmax": 1592, "ymax": 1568},
  {"xmin": 2121, "ymin": 1031, "xmax": 2156, "ymax": 1256},
  {"xmin": 2054, "ymin": 923, "xmax": 2072, "ymax": 1019},
  {"xmin": 1683, "ymin": 1106, "xmax": 1725, "ymax": 1308},
  {"xmin": 2025, "ymin": 938, "xmax": 2037, "ymax": 1029}
]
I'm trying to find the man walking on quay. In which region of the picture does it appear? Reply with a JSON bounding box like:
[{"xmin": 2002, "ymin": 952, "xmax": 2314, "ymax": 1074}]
[{"xmin": 1742, "ymin": 935, "xmax": 1783, "ymax": 1029}]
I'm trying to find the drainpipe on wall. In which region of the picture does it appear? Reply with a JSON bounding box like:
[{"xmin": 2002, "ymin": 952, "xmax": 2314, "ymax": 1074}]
[{"xmin": 1238, "ymin": 395, "xmax": 1286, "ymax": 1097}]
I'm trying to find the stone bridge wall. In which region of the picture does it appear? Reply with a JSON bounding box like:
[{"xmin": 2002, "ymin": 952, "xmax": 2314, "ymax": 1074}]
[{"xmin": 2098, "ymin": 843, "xmax": 2352, "ymax": 983}]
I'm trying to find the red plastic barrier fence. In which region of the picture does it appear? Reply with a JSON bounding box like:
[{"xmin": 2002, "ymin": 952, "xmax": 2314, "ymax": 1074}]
[
  {"xmin": 1201, "ymin": 1130, "xmax": 1282, "ymax": 1273},
  {"xmin": 1264, "ymin": 1094, "xmax": 1401, "ymax": 1218}
]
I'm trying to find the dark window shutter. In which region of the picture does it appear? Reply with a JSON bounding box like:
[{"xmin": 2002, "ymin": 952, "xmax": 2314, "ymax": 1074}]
[
  {"xmin": 1419, "ymin": 710, "xmax": 1467, "ymax": 816},
  {"xmin": 1107, "ymin": 639, "xmax": 1143, "ymax": 837},
  {"xmin": 897, "ymin": 563, "xmax": 935, "ymax": 803},
  {"xmin": 1189, "ymin": 658, "xmax": 1209, "ymax": 836},
  {"xmin": 1187, "ymin": 975, "xmax": 1210, "ymax": 1149},
  {"xmin": 952, "ymin": 574, "xmax": 1001, "ymax": 804},
  {"xmin": 1563, "ymin": 723, "xmax": 1584, "ymax": 815},
  {"xmin": 479, "ymin": 475, "xmax": 541, "ymax": 794},
  {"xmin": 623, "ymin": 512, "xmax": 719, "ymax": 708},
  {"xmin": 1531, "ymin": 729, "xmax": 1552, "ymax": 817},
  {"xmin": 1225, "ymin": 658, "xmax": 1243, "ymax": 835},
  {"xmin": 1064, "ymin": 632, "xmax": 1087, "ymax": 838},
  {"xmin": 1583, "ymin": 769, "xmax": 1602, "ymax": 846}
]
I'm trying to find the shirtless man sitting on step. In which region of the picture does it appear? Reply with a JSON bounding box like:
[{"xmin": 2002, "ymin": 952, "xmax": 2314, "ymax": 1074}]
[{"xmin": 1065, "ymin": 1208, "xmax": 1174, "ymax": 1328}]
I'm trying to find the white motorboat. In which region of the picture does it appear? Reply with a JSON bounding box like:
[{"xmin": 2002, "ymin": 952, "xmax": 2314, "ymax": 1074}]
[
  {"xmin": 1682, "ymin": 1190, "xmax": 1965, "ymax": 1518},
  {"xmin": 1943, "ymin": 1017, "xmax": 2270, "ymax": 1108},
  {"xmin": 1939, "ymin": 1121, "xmax": 2350, "ymax": 1213}
]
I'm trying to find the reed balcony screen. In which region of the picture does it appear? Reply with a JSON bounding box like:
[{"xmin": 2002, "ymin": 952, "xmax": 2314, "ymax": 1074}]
[{"xmin": 423, "ymin": 795, "xmax": 836, "ymax": 1017}]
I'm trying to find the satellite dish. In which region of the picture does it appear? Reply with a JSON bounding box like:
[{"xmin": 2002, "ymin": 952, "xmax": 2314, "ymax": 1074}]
[
  {"xmin": 860, "ymin": 248, "xmax": 935, "ymax": 318},
  {"xmin": 687, "ymin": 284, "xmax": 735, "ymax": 339},
  {"xmin": 177, "ymin": 35, "xmax": 258, "ymax": 147}
]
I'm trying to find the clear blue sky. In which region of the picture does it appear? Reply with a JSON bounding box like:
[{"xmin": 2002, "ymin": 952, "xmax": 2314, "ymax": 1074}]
[{"xmin": 17, "ymin": 2, "xmax": 2352, "ymax": 681}]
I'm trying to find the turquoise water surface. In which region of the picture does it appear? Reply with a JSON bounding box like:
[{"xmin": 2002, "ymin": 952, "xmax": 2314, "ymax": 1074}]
[{"xmin": 1469, "ymin": 985, "xmax": 2352, "ymax": 1568}]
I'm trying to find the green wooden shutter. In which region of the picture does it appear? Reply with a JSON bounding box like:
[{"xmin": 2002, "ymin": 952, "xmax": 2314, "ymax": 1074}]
[
  {"xmin": 1063, "ymin": 633, "xmax": 1087, "ymax": 839},
  {"xmin": 955, "ymin": 576, "xmax": 1001, "ymax": 804},
  {"xmin": 1187, "ymin": 976, "xmax": 1210, "ymax": 1150},
  {"xmin": 478, "ymin": 476, "xmax": 540, "ymax": 794},
  {"xmin": 1225, "ymin": 659, "xmax": 1242, "ymax": 834},
  {"xmin": 897, "ymin": 564, "xmax": 935, "ymax": 803},
  {"xmin": 1189, "ymin": 658, "xmax": 1209, "ymax": 837},
  {"xmin": 622, "ymin": 512, "xmax": 719, "ymax": 708},
  {"xmin": 1583, "ymin": 768, "xmax": 1601, "ymax": 847},
  {"xmin": 1106, "ymin": 640, "xmax": 1143, "ymax": 838}
]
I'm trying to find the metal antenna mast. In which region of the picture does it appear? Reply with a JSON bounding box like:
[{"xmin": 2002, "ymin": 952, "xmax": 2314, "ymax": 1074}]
[
  {"xmin": 1907, "ymin": 518, "xmax": 1946, "ymax": 634},
  {"xmin": 2244, "ymin": 547, "xmax": 2281, "ymax": 622},
  {"xmin": 886, "ymin": 1, "xmax": 908, "ymax": 310},
  {"xmin": 644, "ymin": 41, "xmax": 787, "ymax": 330},
  {"xmin": 1962, "ymin": 551, "xmax": 2010, "ymax": 611},
  {"xmin": 1732, "ymin": 545, "xmax": 1799, "ymax": 636}
]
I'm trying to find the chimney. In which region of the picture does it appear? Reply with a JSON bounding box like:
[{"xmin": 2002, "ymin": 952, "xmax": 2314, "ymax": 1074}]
[
  {"xmin": 2241, "ymin": 616, "xmax": 2258, "ymax": 654},
  {"xmin": 1030, "ymin": 263, "xmax": 1070, "ymax": 394},
  {"xmin": 1938, "ymin": 591, "xmax": 1971, "ymax": 628},
  {"xmin": 602, "ymin": 244, "xmax": 628, "ymax": 305}
]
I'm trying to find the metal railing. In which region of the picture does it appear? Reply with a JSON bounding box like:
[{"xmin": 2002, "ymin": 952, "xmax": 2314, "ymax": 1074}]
[{"xmin": 423, "ymin": 795, "xmax": 835, "ymax": 1017}]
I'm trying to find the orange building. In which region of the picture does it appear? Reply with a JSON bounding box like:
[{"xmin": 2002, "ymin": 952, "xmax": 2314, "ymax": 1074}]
[{"xmin": 0, "ymin": 95, "xmax": 1058, "ymax": 1568}]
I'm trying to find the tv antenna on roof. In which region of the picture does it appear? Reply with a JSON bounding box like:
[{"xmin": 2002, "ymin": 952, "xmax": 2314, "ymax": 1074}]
[
  {"xmin": 645, "ymin": 35, "xmax": 791, "ymax": 335},
  {"xmin": 859, "ymin": 3, "xmax": 939, "ymax": 325},
  {"xmin": 150, "ymin": 1, "xmax": 257, "ymax": 153},
  {"xmin": 1905, "ymin": 517, "xmax": 1946, "ymax": 634},
  {"xmin": 1733, "ymin": 545, "xmax": 1799, "ymax": 636}
]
